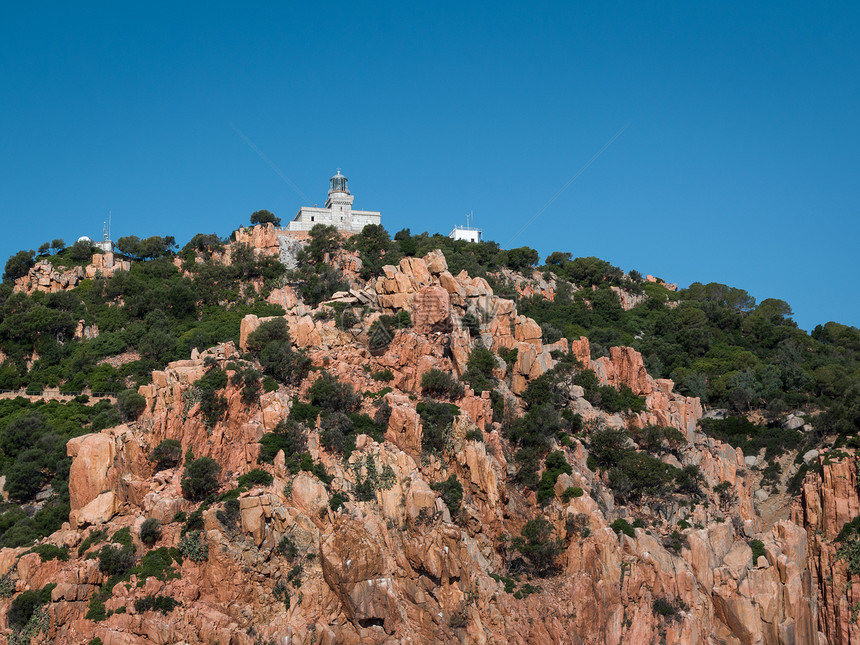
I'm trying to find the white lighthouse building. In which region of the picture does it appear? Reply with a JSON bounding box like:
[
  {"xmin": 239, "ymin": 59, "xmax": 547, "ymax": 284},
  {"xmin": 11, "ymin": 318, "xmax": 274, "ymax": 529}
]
[{"xmin": 287, "ymin": 170, "xmax": 381, "ymax": 234}]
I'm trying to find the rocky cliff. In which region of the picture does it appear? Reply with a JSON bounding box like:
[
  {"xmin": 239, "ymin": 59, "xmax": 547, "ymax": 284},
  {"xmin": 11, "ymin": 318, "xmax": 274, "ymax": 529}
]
[
  {"xmin": 0, "ymin": 249, "xmax": 840, "ymax": 644},
  {"xmin": 793, "ymin": 453, "xmax": 860, "ymax": 645},
  {"xmin": 13, "ymin": 253, "xmax": 130, "ymax": 295}
]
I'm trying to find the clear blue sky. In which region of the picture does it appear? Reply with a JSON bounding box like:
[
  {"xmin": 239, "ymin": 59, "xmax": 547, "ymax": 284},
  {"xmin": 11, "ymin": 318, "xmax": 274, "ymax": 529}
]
[{"xmin": 2, "ymin": 2, "xmax": 858, "ymax": 331}]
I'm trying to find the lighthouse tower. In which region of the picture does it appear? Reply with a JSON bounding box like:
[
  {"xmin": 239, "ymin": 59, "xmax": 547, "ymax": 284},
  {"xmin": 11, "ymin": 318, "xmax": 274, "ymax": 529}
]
[
  {"xmin": 286, "ymin": 170, "xmax": 381, "ymax": 234},
  {"xmin": 324, "ymin": 170, "xmax": 355, "ymax": 228}
]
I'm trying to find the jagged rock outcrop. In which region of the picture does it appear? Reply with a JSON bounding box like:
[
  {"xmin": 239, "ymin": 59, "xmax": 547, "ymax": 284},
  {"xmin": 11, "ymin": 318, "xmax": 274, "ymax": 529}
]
[
  {"xmin": 793, "ymin": 453, "xmax": 860, "ymax": 645},
  {"xmin": 13, "ymin": 253, "xmax": 130, "ymax": 295},
  {"xmin": 231, "ymin": 223, "xmax": 283, "ymax": 256},
  {"xmin": 0, "ymin": 249, "xmax": 830, "ymax": 644},
  {"xmin": 570, "ymin": 339, "xmax": 703, "ymax": 439},
  {"xmin": 611, "ymin": 285, "xmax": 648, "ymax": 310},
  {"xmin": 646, "ymin": 274, "xmax": 678, "ymax": 291}
]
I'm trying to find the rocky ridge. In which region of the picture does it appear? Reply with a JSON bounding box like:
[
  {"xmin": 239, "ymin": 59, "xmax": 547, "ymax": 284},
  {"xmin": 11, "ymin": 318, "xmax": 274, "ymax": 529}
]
[
  {"xmin": 0, "ymin": 248, "xmax": 838, "ymax": 644},
  {"xmin": 13, "ymin": 253, "xmax": 130, "ymax": 295}
]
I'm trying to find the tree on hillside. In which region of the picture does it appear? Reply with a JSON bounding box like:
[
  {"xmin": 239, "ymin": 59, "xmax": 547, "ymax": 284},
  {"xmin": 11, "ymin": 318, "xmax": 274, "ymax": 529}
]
[
  {"xmin": 499, "ymin": 246, "xmax": 540, "ymax": 271},
  {"xmin": 181, "ymin": 456, "xmax": 221, "ymax": 501},
  {"xmin": 50, "ymin": 239, "xmax": 65, "ymax": 253},
  {"xmin": 250, "ymin": 210, "xmax": 281, "ymax": 227},
  {"xmin": 67, "ymin": 239, "xmax": 95, "ymax": 262},
  {"xmin": 348, "ymin": 224, "xmax": 399, "ymax": 278},
  {"xmin": 3, "ymin": 250, "xmax": 35, "ymax": 282},
  {"xmin": 117, "ymin": 235, "xmax": 176, "ymax": 261},
  {"xmin": 180, "ymin": 233, "xmax": 223, "ymax": 261},
  {"xmin": 297, "ymin": 224, "xmax": 341, "ymax": 265}
]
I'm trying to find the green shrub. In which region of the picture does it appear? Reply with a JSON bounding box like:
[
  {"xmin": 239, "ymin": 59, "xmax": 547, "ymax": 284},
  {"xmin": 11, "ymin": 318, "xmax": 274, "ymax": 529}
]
[
  {"xmin": 98, "ymin": 544, "xmax": 135, "ymax": 576},
  {"xmin": 431, "ymin": 475, "xmax": 464, "ymax": 514},
  {"xmin": 564, "ymin": 512, "xmax": 590, "ymax": 539},
  {"xmin": 700, "ymin": 416, "xmax": 801, "ymax": 460},
  {"xmin": 713, "ymin": 480, "xmax": 735, "ymax": 505},
  {"xmin": 750, "ymin": 539, "xmax": 766, "ymax": 563},
  {"xmin": 465, "ymin": 429, "xmax": 483, "ymax": 442},
  {"xmin": 675, "ymin": 464, "xmax": 706, "ymax": 497},
  {"xmin": 371, "ymin": 369, "xmax": 394, "ymax": 382},
  {"xmin": 537, "ymin": 451, "xmax": 573, "ymax": 505},
  {"xmin": 666, "ymin": 530, "xmax": 686, "ymax": 552},
  {"xmin": 329, "ymin": 492, "xmax": 348, "ymax": 511},
  {"xmin": 309, "ymin": 372, "xmax": 359, "ymax": 413},
  {"xmin": 3, "ymin": 249, "xmax": 36, "ymax": 282},
  {"xmin": 837, "ymin": 516, "xmax": 860, "ymax": 542},
  {"xmin": 139, "ymin": 518, "xmax": 161, "ymax": 546},
  {"xmin": 288, "ymin": 399, "xmax": 320, "ymax": 424},
  {"xmin": 511, "ymin": 517, "xmax": 562, "ymax": 576},
  {"xmin": 86, "ymin": 595, "xmax": 107, "ymax": 621},
  {"xmin": 273, "ymin": 536, "xmax": 298, "ymax": 563},
  {"xmin": 134, "ymin": 594, "xmax": 182, "ymax": 614},
  {"xmin": 467, "ymin": 347, "xmax": 497, "ymax": 376},
  {"xmin": 150, "ymin": 439, "xmax": 182, "ymax": 471},
  {"xmin": 420, "ymin": 369, "xmax": 465, "ymax": 399},
  {"xmin": 608, "ymin": 451, "xmax": 677, "ymax": 502},
  {"xmin": 507, "ymin": 403, "xmax": 563, "ymax": 449},
  {"xmin": 181, "ymin": 456, "xmax": 221, "ymax": 501},
  {"xmin": 611, "ymin": 518, "xmax": 636, "ymax": 538},
  {"xmin": 259, "ymin": 419, "xmax": 307, "ymax": 464},
  {"xmin": 416, "ymin": 400, "xmax": 460, "ymax": 455},
  {"xmin": 351, "ymin": 456, "xmax": 396, "ymax": 502},
  {"xmin": 231, "ymin": 367, "xmax": 262, "ymax": 404},
  {"xmin": 247, "ymin": 319, "xmax": 310, "ymax": 384},
  {"xmin": 7, "ymin": 584, "xmax": 54, "ymax": 629},
  {"xmin": 178, "ymin": 531, "xmax": 208, "ymax": 562},
  {"xmin": 498, "ymin": 347, "xmax": 518, "ymax": 370},
  {"xmin": 198, "ymin": 387, "xmax": 228, "ymax": 427},
  {"xmin": 461, "ymin": 311, "xmax": 481, "ymax": 336},
  {"xmin": 117, "ymin": 388, "xmax": 146, "ymax": 421},
  {"xmin": 110, "ymin": 527, "xmax": 133, "ymax": 548},
  {"xmin": 653, "ymin": 596, "xmax": 683, "ymax": 618},
  {"xmin": 237, "ymin": 468, "xmax": 273, "ymax": 488},
  {"xmin": 28, "ymin": 543, "xmax": 68, "ymax": 562},
  {"xmin": 130, "ymin": 547, "xmax": 181, "ymax": 585},
  {"xmin": 91, "ymin": 407, "xmax": 122, "ymax": 431},
  {"xmin": 320, "ymin": 412, "xmax": 355, "ymax": 454},
  {"xmin": 78, "ymin": 529, "xmax": 107, "ymax": 556},
  {"xmin": 216, "ymin": 498, "xmax": 240, "ymax": 532},
  {"xmin": 0, "ymin": 573, "xmax": 14, "ymax": 598},
  {"xmin": 561, "ymin": 487, "xmax": 584, "ymax": 502}
]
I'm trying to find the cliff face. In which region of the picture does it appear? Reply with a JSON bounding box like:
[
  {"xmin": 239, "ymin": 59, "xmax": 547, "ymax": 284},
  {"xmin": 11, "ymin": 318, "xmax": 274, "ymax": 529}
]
[
  {"xmin": 0, "ymin": 249, "xmax": 836, "ymax": 644},
  {"xmin": 793, "ymin": 454, "xmax": 860, "ymax": 645}
]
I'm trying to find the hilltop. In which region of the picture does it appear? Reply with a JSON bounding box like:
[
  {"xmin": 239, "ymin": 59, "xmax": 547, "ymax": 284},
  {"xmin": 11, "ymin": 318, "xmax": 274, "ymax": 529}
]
[{"xmin": 0, "ymin": 222, "xmax": 857, "ymax": 643}]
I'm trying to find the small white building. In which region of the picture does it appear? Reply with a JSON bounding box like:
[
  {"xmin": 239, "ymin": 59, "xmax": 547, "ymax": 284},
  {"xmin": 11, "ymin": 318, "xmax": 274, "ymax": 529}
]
[
  {"xmin": 287, "ymin": 170, "xmax": 381, "ymax": 234},
  {"xmin": 449, "ymin": 225, "xmax": 483, "ymax": 243}
]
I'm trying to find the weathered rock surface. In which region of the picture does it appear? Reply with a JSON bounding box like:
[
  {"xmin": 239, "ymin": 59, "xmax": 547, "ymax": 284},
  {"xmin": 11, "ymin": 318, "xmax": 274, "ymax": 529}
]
[
  {"xmin": 793, "ymin": 453, "xmax": 860, "ymax": 645},
  {"xmin": 0, "ymin": 249, "xmax": 835, "ymax": 644},
  {"xmin": 13, "ymin": 253, "xmax": 130, "ymax": 294}
]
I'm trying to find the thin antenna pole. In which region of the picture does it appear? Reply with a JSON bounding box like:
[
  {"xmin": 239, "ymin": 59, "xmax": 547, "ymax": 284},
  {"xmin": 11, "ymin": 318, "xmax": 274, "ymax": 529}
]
[{"xmin": 108, "ymin": 210, "xmax": 111, "ymax": 240}]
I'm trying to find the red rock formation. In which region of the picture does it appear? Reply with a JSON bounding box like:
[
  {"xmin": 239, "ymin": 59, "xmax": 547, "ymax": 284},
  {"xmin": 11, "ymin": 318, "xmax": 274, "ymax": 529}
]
[
  {"xmin": 231, "ymin": 223, "xmax": 282, "ymax": 257},
  {"xmin": 793, "ymin": 453, "xmax": 860, "ymax": 645},
  {"xmin": 13, "ymin": 253, "xmax": 129, "ymax": 295},
  {"xmin": 0, "ymin": 249, "xmax": 827, "ymax": 645},
  {"xmin": 610, "ymin": 285, "xmax": 647, "ymax": 310},
  {"xmin": 646, "ymin": 275, "xmax": 678, "ymax": 291}
]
